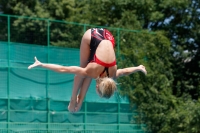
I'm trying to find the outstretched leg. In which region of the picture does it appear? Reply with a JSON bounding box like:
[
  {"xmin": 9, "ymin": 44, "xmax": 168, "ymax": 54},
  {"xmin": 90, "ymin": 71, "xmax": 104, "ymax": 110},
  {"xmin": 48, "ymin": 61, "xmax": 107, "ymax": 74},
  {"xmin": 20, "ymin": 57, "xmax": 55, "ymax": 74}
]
[
  {"xmin": 68, "ymin": 29, "xmax": 92, "ymax": 112},
  {"xmin": 75, "ymin": 77, "xmax": 92, "ymax": 112}
]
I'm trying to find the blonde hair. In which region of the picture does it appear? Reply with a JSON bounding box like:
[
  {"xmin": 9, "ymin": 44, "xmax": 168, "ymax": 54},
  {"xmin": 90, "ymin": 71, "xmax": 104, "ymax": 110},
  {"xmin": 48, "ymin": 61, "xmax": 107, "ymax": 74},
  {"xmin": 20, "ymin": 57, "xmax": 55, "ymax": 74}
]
[{"xmin": 96, "ymin": 77, "xmax": 117, "ymax": 99}]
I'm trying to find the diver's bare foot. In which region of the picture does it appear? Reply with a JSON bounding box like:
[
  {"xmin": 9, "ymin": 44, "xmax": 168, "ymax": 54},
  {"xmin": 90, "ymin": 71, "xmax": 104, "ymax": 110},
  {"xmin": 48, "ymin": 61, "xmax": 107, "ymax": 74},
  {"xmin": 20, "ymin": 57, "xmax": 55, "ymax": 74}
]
[
  {"xmin": 68, "ymin": 98, "xmax": 77, "ymax": 113},
  {"xmin": 74, "ymin": 95, "xmax": 83, "ymax": 112}
]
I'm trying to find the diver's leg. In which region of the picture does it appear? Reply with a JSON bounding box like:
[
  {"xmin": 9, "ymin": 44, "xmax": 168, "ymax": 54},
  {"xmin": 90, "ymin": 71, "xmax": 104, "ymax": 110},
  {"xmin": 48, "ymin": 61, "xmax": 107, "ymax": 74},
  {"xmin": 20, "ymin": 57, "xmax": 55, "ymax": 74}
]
[{"xmin": 68, "ymin": 29, "xmax": 91, "ymax": 112}]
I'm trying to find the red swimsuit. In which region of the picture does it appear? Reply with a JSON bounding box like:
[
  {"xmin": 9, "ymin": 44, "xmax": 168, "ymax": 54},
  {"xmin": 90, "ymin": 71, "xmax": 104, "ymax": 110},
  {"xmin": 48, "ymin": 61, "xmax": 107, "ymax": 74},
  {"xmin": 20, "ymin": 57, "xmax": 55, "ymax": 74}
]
[
  {"xmin": 93, "ymin": 54, "xmax": 116, "ymax": 67},
  {"xmin": 88, "ymin": 28, "xmax": 116, "ymax": 77}
]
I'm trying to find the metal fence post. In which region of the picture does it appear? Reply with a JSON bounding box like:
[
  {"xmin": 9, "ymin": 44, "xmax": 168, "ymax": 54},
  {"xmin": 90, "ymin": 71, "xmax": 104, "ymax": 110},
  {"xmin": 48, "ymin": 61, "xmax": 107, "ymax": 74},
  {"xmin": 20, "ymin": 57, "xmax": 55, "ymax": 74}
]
[
  {"xmin": 7, "ymin": 15, "xmax": 11, "ymax": 133},
  {"xmin": 83, "ymin": 24, "xmax": 87, "ymax": 132},
  {"xmin": 47, "ymin": 19, "xmax": 50, "ymax": 132}
]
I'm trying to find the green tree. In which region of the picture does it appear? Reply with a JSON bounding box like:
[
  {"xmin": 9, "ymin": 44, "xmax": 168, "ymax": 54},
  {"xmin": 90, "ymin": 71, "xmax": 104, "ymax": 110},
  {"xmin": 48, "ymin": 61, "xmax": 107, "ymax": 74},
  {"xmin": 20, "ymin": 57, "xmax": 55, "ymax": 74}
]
[
  {"xmin": 117, "ymin": 30, "xmax": 173, "ymax": 133},
  {"xmin": 1, "ymin": 0, "xmax": 82, "ymax": 47},
  {"xmin": 145, "ymin": 0, "xmax": 200, "ymax": 100}
]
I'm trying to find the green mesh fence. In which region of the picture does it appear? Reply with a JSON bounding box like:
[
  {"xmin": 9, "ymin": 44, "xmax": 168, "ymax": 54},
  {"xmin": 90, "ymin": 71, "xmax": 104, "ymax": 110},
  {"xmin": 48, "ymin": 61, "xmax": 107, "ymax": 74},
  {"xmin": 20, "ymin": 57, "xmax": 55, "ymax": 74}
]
[{"xmin": 0, "ymin": 14, "xmax": 146, "ymax": 133}]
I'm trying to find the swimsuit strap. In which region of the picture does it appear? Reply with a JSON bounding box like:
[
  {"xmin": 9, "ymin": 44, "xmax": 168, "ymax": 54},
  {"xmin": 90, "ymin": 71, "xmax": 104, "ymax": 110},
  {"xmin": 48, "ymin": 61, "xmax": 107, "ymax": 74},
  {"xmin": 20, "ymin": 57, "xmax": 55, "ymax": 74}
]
[
  {"xmin": 100, "ymin": 67, "xmax": 109, "ymax": 77},
  {"xmin": 105, "ymin": 67, "xmax": 109, "ymax": 77}
]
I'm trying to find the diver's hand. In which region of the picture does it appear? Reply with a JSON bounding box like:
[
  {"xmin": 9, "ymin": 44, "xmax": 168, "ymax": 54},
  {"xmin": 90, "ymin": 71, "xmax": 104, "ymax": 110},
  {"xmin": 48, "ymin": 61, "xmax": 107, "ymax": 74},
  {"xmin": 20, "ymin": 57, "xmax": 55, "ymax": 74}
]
[
  {"xmin": 28, "ymin": 57, "xmax": 42, "ymax": 69},
  {"xmin": 138, "ymin": 65, "xmax": 147, "ymax": 75}
]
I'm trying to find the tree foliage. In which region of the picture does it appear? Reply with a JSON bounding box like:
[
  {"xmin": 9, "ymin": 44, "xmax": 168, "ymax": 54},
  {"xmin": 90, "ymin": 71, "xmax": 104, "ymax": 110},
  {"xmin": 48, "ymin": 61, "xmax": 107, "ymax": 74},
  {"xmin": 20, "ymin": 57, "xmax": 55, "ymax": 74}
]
[{"xmin": 1, "ymin": 0, "xmax": 200, "ymax": 132}]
